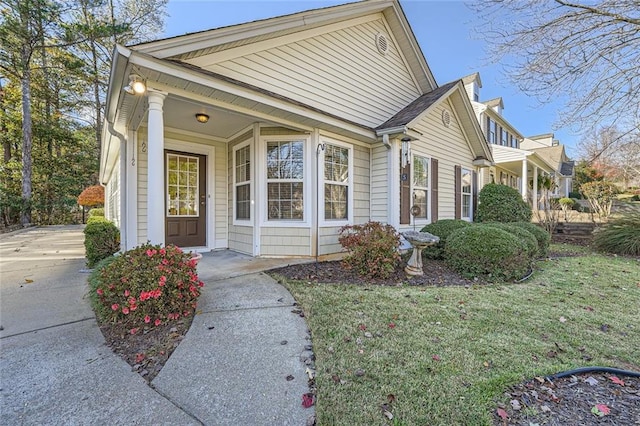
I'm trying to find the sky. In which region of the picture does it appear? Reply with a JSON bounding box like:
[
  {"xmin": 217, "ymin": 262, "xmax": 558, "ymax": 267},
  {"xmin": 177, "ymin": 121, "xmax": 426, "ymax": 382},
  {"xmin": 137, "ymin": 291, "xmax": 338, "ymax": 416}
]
[{"xmin": 163, "ymin": 0, "xmax": 580, "ymax": 157}]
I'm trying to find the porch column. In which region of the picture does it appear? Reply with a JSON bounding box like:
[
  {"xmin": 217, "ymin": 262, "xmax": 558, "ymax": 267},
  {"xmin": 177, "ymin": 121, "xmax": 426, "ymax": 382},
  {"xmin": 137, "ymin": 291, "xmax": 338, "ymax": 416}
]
[
  {"xmin": 147, "ymin": 90, "xmax": 167, "ymax": 245},
  {"xmin": 521, "ymin": 158, "xmax": 528, "ymax": 201},
  {"xmin": 532, "ymin": 166, "xmax": 539, "ymax": 210}
]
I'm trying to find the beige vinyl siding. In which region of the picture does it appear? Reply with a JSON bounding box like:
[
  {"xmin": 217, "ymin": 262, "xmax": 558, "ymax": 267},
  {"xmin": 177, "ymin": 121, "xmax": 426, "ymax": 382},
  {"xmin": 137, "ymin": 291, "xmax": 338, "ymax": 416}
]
[
  {"xmin": 201, "ymin": 18, "xmax": 421, "ymax": 128},
  {"xmin": 260, "ymin": 227, "xmax": 310, "ymax": 257},
  {"xmin": 411, "ymin": 100, "xmax": 475, "ymax": 220},
  {"xmin": 137, "ymin": 129, "xmax": 148, "ymax": 244},
  {"xmin": 318, "ymin": 143, "xmax": 370, "ymax": 255},
  {"xmin": 105, "ymin": 162, "xmax": 120, "ymax": 228},
  {"xmin": 228, "ymin": 130, "xmax": 254, "ymax": 254},
  {"xmin": 370, "ymin": 144, "xmax": 389, "ymax": 222}
]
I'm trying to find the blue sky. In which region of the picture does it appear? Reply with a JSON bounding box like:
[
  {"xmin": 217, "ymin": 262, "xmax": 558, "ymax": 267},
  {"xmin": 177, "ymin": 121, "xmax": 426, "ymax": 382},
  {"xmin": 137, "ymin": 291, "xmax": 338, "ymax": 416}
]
[{"xmin": 164, "ymin": 0, "xmax": 579, "ymax": 156}]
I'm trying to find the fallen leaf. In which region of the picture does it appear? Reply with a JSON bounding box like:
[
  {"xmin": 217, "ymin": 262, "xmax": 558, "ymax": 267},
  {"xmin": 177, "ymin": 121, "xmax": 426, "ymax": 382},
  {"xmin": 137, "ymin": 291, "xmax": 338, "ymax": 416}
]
[
  {"xmin": 483, "ymin": 361, "xmax": 490, "ymax": 368},
  {"xmin": 600, "ymin": 324, "xmax": 610, "ymax": 332},
  {"xmin": 496, "ymin": 408, "xmax": 508, "ymax": 420},
  {"xmin": 510, "ymin": 399, "xmax": 521, "ymax": 410},
  {"xmin": 546, "ymin": 350, "xmax": 557, "ymax": 359},
  {"xmin": 382, "ymin": 410, "xmax": 393, "ymax": 420},
  {"xmin": 609, "ymin": 376, "xmax": 625, "ymax": 386},
  {"xmin": 388, "ymin": 322, "xmax": 396, "ymax": 329},
  {"xmin": 541, "ymin": 405, "xmax": 551, "ymax": 413},
  {"xmin": 559, "ymin": 316, "xmax": 567, "ymax": 323},
  {"xmin": 302, "ymin": 393, "xmax": 314, "ymax": 408},
  {"xmin": 24, "ymin": 278, "xmax": 34, "ymax": 283},
  {"xmin": 387, "ymin": 393, "xmax": 396, "ymax": 403},
  {"xmin": 358, "ymin": 323, "xmax": 366, "ymax": 331},
  {"xmin": 331, "ymin": 374, "xmax": 340, "ymax": 384},
  {"xmin": 584, "ymin": 306, "xmax": 594, "ymax": 312},
  {"xmin": 535, "ymin": 377, "xmax": 545, "ymax": 384},
  {"xmin": 591, "ymin": 404, "xmax": 610, "ymax": 416},
  {"xmin": 305, "ymin": 368, "xmax": 314, "ymax": 380},
  {"xmin": 432, "ymin": 355, "xmax": 441, "ymax": 361},
  {"xmin": 584, "ymin": 376, "xmax": 599, "ymax": 386}
]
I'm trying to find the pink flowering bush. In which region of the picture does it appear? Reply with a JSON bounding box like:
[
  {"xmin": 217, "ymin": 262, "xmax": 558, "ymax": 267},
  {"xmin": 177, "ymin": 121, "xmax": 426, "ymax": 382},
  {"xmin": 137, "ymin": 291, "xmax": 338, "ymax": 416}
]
[{"xmin": 90, "ymin": 243, "xmax": 204, "ymax": 333}]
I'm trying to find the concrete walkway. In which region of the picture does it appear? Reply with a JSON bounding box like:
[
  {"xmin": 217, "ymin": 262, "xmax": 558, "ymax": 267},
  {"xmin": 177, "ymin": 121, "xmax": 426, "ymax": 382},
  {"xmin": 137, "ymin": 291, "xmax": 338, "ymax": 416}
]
[{"xmin": 0, "ymin": 226, "xmax": 315, "ymax": 425}]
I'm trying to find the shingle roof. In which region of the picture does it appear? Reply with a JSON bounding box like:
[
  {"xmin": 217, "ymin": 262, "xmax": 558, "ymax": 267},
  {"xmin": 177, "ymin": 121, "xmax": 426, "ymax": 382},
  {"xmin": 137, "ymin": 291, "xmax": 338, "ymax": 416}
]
[
  {"xmin": 560, "ymin": 161, "xmax": 575, "ymax": 176},
  {"xmin": 375, "ymin": 80, "xmax": 459, "ymax": 130}
]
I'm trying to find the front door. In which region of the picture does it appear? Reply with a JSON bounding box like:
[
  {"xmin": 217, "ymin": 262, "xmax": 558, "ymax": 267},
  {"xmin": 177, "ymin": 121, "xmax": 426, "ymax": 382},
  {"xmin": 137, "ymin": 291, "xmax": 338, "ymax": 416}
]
[{"xmin": 165, "ymin": 150, "xmax": 206, "ymax": 247}]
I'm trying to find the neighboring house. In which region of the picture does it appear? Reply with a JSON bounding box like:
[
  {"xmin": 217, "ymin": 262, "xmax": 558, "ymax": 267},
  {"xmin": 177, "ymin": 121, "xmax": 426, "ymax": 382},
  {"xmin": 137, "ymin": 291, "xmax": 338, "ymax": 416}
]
[
  {"xmin": 100, "ymin": 0, "xmax": 493, "ymax": 258},
  {"xmin": 462, "ymin": 73, "xmax": 555, "ymax": 204},
  {"xmin": 520, "ymin": 134, "xmax": 575, "ymax": 198}
]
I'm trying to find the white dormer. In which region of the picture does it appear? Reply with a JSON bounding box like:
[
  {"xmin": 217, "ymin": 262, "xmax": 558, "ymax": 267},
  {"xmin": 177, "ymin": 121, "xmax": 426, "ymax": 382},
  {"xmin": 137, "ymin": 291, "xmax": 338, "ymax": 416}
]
[
  {"xmin": 484, "ymin": 97, "xmax": 504, "ymax": 116},
  {"xmin": 462, "ymin": 72, "xmax": 482, "ymax": 103}
]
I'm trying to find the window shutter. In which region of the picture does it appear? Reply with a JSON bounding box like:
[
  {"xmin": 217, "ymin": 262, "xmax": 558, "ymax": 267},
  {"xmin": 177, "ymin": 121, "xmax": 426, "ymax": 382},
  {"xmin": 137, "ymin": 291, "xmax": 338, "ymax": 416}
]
[
  {"xmin": 431, "ymin": 158, "xmax": 438, "ymax": 222},
  {"xmin": 454, "ymin": 165, "xmax": 461, "ymax": 220},
  {"xmin": 472, "ymin": 170, "xmax": 478, "ymax": 221},
  {"xmin": 400, "ymin": 152, "xmax": 411, "ymax": 225}
]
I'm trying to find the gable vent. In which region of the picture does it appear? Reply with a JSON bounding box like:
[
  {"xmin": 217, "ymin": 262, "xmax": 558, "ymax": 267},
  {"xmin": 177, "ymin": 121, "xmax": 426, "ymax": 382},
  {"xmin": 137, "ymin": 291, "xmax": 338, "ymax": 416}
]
[
  {"xmin": 442, "ymin": 109, "xmax": 451, "ymax": 128},
  {"xmin": 376, "ymin": 33, "xmax": 389, "ymax": 55}
]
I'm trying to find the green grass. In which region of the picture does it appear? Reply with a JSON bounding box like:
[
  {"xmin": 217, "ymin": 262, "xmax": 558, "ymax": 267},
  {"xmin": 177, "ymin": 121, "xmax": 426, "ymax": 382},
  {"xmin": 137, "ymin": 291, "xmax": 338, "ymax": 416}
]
[{"xmin": 277, "ymin": 245, "xmax": 640, "ymax": 425}]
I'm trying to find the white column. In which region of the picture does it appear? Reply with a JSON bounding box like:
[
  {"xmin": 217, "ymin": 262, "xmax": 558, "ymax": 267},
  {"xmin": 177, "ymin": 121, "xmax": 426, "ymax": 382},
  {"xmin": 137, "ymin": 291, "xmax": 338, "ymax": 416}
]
[
  {"xmin": 533, "ymin": 166, "xmax": 539, "ymax": 210},
  {"xmin": 147, "ymin": 90, "xmax": 167, "ymax": 245},
  {"xmin": 521, "ymin": 158, "xmax": 528, "ymax": 201}
]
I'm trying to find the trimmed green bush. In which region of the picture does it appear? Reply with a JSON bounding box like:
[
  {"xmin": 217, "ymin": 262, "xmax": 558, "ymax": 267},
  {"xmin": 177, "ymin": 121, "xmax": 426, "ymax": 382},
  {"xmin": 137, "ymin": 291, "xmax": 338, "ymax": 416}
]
[
  {"xmin": 420, "ymin": 219, "xmax": 472, "ymax": 259},
  {"xmin": 483, "ymin": 222, "xmax": 538, "ymax": 260},
  {"xmin": 339, "ymin": 221, "xmax": 401, "ymax": 279},
  {"xmin": 476, "ymin": 183, "xmax": 532, "ymax": 223},
  {"xmin": 88, "ymin": 207, "xmax": 104, "ymax": 217},
  {"xmin": 593, "ymin": 213, "xmax": 640, "ymax": 256},
  {"xmin": 445, "ymin": 224, "xmax": 530, "ymax": 281},
  {"xmin": 84, "ymin": 218, "xmax": 120, "ymax": 267},
  {"xmin": 511, "ymin": 222, "xmax": 551, "ymax": 257},
  {"xmin": 90, "ymin": 243, "xmax": 204, "ymax": 334}
]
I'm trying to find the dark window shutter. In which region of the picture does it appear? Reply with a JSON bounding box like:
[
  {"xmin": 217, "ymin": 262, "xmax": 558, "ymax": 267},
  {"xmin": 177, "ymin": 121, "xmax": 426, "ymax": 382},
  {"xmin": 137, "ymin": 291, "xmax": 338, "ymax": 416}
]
[
  {"xmin": 454, "ymin": 165, "xmax": 461, "ymax": 220},
  {"xmin": 400, "ymin": 152, "xmax": 411, "ymax": 225},
  {"xmin": 431, "ymin": 158, "xmax": 438, "ymax": 222},
  {"xmin": 472, "ymin": 170, "xmax": 478, "ymax": 221}
]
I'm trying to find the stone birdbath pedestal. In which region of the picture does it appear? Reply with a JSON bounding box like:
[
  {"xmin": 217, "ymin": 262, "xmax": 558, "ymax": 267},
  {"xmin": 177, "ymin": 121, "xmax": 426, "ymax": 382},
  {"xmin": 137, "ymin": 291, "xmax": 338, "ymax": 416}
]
[{"xmin": 402, "ymin": 230, "xmax": 439, "ymax": 276}]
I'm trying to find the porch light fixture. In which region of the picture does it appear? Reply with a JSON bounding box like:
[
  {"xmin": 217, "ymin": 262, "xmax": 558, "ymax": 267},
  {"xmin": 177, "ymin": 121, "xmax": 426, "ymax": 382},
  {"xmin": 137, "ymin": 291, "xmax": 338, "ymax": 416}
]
[
  {"xmin": 195, "ymin": 113, "xmax": 209, "ymax": 123},
  {"xmin": 123, "ymin": 74, "xmax": 146, "ymax": 95}
]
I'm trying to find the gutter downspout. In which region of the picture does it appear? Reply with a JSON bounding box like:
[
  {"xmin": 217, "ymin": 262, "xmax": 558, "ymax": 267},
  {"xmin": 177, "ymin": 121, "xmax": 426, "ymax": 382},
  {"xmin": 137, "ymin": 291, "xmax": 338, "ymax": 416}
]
[{"xmin": 107, "ymin": 121, "xmax": 128, "ymax": 252}]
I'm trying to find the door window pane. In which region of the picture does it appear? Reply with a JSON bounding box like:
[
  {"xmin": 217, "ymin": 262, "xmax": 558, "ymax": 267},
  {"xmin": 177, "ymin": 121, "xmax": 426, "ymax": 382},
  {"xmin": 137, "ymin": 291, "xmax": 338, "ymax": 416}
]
[{"xmin": 166, "ymin": 153, "xmax": 199, "ymax": 217}]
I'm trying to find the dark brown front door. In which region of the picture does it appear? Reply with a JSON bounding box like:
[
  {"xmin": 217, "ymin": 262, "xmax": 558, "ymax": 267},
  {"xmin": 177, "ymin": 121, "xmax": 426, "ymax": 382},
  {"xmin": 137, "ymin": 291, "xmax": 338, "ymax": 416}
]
[{"xmin": 165, "ymin": 150, "xmax": 206, "ymax": 247}]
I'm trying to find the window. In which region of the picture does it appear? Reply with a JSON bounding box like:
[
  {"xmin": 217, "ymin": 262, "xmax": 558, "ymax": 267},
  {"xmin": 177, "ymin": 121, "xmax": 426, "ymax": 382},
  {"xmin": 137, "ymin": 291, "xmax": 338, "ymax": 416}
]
[
  {"xmin": 324, "ymin": 143, "xmax": 350, "ymax": 221},
  {"xmin": 167, "ymin": 153, "xmax": 199, "ymax": 217},
  {"xmin": 412, "ymin": 154, "xmax": 429, "ymax": 220},
  {"xmin": 501, "ymin": 128, "xmax": 508, "ymax": 146},
  {"xmin": 487, "ymin": 117, "xmax": 496, "ymax": 144},
  {"xmin": 234, "ymin": 144, "xmax": 251, "ymax": 221},
  {"xmin": 461, "ymin": 168, "xmax": 472, "ymax": 220},
  {"xmin": 266, "ymin": 140, "xmax": 304, "ymax": 220},
  {"xmin": 511, "ymin": 135, "xmax": 518, "ymax": 148}
]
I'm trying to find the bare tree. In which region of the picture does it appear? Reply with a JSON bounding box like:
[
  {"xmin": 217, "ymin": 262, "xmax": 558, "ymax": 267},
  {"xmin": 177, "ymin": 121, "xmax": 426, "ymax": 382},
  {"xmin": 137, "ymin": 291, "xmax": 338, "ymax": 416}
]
[{"xmin": 471, "ymin": 0, "xmax": 640, "ymax": 150}]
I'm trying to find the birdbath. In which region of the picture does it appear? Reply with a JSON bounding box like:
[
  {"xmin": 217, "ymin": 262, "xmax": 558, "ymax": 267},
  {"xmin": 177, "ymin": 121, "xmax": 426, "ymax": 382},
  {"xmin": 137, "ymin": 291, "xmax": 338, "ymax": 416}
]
[{"xmin": 402, "ymin": 231, "xmax": 440, "ymax": 276}]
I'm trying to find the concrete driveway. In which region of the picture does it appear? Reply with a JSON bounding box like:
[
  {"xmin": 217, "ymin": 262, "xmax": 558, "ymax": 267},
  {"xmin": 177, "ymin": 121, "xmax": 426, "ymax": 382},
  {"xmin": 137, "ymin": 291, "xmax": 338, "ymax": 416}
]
[{"xmin": 0, "ymin": 226, "xmax": 314, "ymax": 425}]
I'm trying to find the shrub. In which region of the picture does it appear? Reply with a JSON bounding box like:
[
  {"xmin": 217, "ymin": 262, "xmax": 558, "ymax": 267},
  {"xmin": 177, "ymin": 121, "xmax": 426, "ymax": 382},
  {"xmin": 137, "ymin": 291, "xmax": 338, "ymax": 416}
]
[
  {"xmin": 483, "ymin": 223, "xmax": 538, "ymax": 260},
  {"xmin": 84, "ymin": 218, "xmax": 120, "ymax": 267},
  {"xmin": 91, "ymin": 243, "xmax": 204, "ymax": 333},
  {"xmin": 339, "ymin": 221, "xmax": 401, "ymax": 279},
  {"xmin": 476, "ymin": 183, "xmax": 532, "ymax": 223},
  {"xmin": 558, "ymin": 197, "xmax": 575, "ymax": 221},
  {"xmin": 88, "ymin": 207, "xmax": 104, "ymax": 217},
  {"xmin": 445, "ymin": 225, "xmax": 530, "ymax": 281},
  {"xmin": 593, "ymin": 213, "xmax": 640, "ymax": 256},
  {"xmin": 511, "ymin": 222, "xmax": 551, "ymax": 258},
  {"xmin": 568, "ymin": 191, "xmax": 582, "ymax": 199},
  {"xmin": 420, "ymin": 219, "xmax": 472, "ymax": 259},
  {"xmin": 581, "ymin": 180, "xmax": 618, "ymax": 219}
]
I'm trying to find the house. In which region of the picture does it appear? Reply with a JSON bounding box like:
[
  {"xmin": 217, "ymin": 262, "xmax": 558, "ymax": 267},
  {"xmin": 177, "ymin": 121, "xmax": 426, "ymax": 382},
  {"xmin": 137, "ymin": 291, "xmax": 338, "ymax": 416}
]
[
  {"xmin": 520, "ymin": 134, "xmax": 575, "ymax": 198},
  {"xmin": 100, "ymin": 0, "xmax": 493, "ymax": 258},
  {"xmin": 462, "ymin": 73, "xmax": 555, "ymax": 204}
]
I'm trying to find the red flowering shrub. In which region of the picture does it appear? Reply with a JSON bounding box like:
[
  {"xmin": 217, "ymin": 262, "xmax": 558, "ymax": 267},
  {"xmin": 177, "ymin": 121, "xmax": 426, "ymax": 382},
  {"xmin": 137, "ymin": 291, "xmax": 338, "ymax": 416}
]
[
  {"xmin": 339, "ymin": 221, "xmax": 401, "ymax": 279},
  {"xmin": 91, "ymin": 243, "xmax": 204, "ymax": 333}
]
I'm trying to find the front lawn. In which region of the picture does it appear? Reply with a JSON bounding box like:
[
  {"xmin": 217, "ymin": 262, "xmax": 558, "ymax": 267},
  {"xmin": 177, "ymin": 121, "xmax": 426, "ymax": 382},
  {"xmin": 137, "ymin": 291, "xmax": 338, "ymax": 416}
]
[{"xmin": 278, "ymin": 245, "xmax": 640, "ymax": 425}]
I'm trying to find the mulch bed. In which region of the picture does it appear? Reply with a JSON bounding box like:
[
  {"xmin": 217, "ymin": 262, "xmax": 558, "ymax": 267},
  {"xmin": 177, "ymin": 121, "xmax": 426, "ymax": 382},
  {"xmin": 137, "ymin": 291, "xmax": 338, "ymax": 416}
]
[
  {"xmin": 271, "ymin": 258, "xmax": 483, "ymax": 287},
  {"xmin": 99, "ymin": 315, "xmax": 194, "ymax": 382},
  {"xmin": 496, "ymin": 372, "xmax": 640, "ymax": 425}
]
